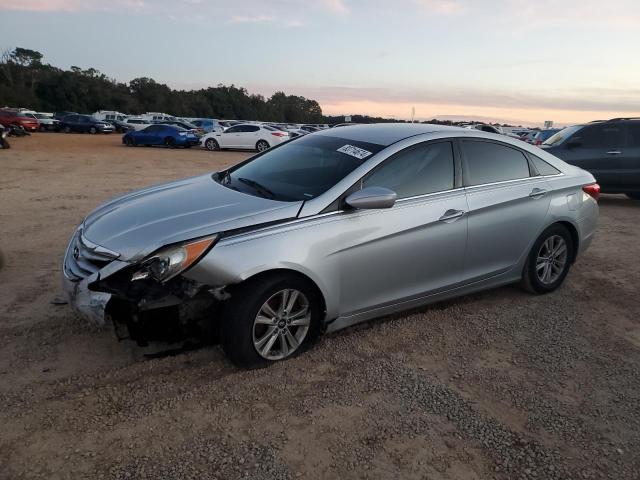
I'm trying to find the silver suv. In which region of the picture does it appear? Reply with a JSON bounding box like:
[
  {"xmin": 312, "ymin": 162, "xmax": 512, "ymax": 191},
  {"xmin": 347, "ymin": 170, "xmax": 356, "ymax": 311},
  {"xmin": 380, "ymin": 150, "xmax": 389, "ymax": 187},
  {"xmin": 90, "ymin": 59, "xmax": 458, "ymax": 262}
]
[{"xmin": 63, "ymin": 124, "xmax": 599, "ymax": 367}]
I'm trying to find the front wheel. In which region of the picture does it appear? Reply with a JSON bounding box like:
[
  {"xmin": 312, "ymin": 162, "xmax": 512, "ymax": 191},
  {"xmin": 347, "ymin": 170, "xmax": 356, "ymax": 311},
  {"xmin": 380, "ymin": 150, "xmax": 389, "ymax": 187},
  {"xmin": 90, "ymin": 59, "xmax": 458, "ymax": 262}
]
[
  {"xmin": 205, "ymin": 138, "xmax": 220, "ymax": 151},
  {"xmin": 221, "ymin": 273, "xmax": 322, "ymax": 368},
  {"xmin": 521, "ymin": 224, "xmax": 574, "ymax": 294},
  {"xmin": 256, "ymin": 140, "xmax": 270, "ymax": 152},
  {"xmin": 626, "ymin": 192, "xmax": 640, "ymax": 200}
]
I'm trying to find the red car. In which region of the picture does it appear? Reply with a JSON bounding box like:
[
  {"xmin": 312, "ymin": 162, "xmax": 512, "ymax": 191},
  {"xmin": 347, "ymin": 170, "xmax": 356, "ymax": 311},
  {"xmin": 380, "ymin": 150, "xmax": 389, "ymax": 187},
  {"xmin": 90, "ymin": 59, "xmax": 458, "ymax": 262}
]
[{"xmin": 0, "ymin": 109, "xmax": 40, "ymax": 132}]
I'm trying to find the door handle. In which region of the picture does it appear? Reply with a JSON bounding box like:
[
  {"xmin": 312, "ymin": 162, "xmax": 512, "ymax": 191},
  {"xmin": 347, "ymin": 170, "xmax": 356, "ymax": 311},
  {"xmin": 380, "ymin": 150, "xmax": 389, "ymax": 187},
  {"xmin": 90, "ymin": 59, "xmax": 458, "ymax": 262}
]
[
  {"xmin": 606, "ymin": 150, "xmax": 622, "ymax": 155},
  {"xmin": 529, "ymin": 188, "xmax": 547, "ymax": 199},
  {"xmin": 439, "ymin": 209, "xmax": 465, "ymax": 222}
]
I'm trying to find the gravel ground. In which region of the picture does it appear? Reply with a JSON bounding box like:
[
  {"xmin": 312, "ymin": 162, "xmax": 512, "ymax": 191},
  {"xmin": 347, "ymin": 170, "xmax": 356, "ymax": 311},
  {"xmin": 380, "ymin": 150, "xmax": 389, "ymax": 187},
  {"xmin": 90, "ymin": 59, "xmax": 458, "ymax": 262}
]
[{"xmin": 1, "ymin": 133, "xmax": 639, "ymax": 479}]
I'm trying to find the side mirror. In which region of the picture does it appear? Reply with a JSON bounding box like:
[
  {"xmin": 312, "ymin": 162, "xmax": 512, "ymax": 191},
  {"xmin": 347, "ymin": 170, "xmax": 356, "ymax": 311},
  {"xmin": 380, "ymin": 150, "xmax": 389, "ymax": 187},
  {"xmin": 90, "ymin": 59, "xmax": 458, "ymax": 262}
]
[{"xmin": 345, "ymin": 187, "xmax": 397, "ymax": 210}]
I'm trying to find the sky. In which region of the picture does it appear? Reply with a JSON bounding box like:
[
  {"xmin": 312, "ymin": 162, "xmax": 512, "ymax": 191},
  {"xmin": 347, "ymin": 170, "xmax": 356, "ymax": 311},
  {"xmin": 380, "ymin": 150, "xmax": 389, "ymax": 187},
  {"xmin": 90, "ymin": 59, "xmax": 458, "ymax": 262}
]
[{"xmin": 1, "ymin": 0, "xmax": 639, "ymax": 126}]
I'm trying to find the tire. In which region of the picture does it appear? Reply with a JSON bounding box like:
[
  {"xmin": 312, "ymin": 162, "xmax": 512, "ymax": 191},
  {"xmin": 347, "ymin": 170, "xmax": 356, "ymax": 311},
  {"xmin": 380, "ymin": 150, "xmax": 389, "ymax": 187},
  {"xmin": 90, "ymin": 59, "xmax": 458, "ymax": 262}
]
[
  {"xmin": 256, "ymin": 140, "xmax": 270, "ymax": 152},
  {"xmin": 164, "ymin": 137, "xmax": 176, "ymax": 148},
  {"xmin": 124, "ymin": 137, "xmax": 135, "ymax": 147},
  {"xmin": 89, "ymin": 127, "xmax": 97, "ymax": 134},
  {"xmin": 64, "ymin": 126, "xmax": 71, "ymax": 133},
  {"xmin": 221, "ymin": 273, "xmax": 323, "ymax": 368},
  {"xmin": 39, "ymin": 125, "xmax": 47, "ymax": 132},
  {"xmin": 521, "ymin": 224, "xmax": 574, "ymax": 294},
  {"xmin": 205, "ymin": 138, "xmax": 220, "ymax": 151},
  {"xmin": 626, "ymin": 193, "xmax": 640, "ymax": 200}
]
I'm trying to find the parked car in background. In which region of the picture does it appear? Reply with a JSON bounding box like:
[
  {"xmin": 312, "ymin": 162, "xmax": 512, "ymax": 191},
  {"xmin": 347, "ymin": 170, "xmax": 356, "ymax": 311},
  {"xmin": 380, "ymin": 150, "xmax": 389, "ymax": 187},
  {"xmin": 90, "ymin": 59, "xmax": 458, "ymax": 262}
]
[
  {"xmin": 532, "ymin": 129, "xmax": 560, "ymax": 146},
  {"xmin": 104, "ymin": 119, "xmax": 135, "ymax": 133},
  {"xmin": 189, "ymin": 118, "xmax": 223, "ymax": 133},
  {"xmin": 468, "ymin": 124, "xmax": 504, "ymax": 134},
  {"xmin": 123, "ymin": 117, "xmax": 151, "ymax": 131},
  {"xmin": 63, "ymin": 124, "xmax": 599, "ymax": 367},
  {"xmin": 59, "ymin": 114, "xmax": 114, "ymax": 134},
  {"xmin": 93, "ymin": 111, "xmax": 128, "ymax": 123},
  {"xmin": 542, "ymin": 118, "xmax": 640, "ymax": 199},
  {"xmin": 122, "ymin": 124, "xmax": 200, "ymax": 148},
  {"xmin": 0, "ymin": 109, "xmax": 39, "ymax": 131},
  {"xmin": 154, "ymin": 119, "xmax": 202, "ymax": 135},
  {"xmin": 141, "ymin": 112, "xmax": 175, "ymax": 122},
  {"xmin": 54, "ymin": 111, "xmax": 77, "ymax": 121},
  {"xmin": 31, "ymin": 113, "xmax": 60, "ymax": 131},
  {"xmin": 520, "ymin": 131, "xmax": 539, "ymax": 144},
  {"xmin": 332, "ymin": 123, "xmax": 359, "ymax": 128},
  {"xmin": 300, "ymin": 125, "xmax": 320, "ymax": 133},
  {"xmin": 201, "ymin": 123, "xmax": 290, "ymax": 151}
]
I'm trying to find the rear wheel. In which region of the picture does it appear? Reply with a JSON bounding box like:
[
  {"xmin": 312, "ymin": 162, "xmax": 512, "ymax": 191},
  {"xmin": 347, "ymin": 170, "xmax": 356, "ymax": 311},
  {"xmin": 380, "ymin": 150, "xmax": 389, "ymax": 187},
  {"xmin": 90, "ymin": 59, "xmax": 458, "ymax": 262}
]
[
  {"xmin": 164, "ymin": 137, "xmax": 176, "ymax": 148},
  {"xmin": 205, "ymin": 138, "xmax": 220, "ymax": 151},
  {"xmin": 64, "ymin": 126, "xmax": 71, "ymax": 133},
  {"xmin": 256, "ymin": 140, "xmax": 270, "ymax": 152},
  {"xmin": 626, "ymin": 192, "xmax": 640, "ymax": 200},
  {"xmin": 124, "ymin": 136, "xmax": 135, "ymax": 147},
  {"xmin": 221, "ymin": 273, "xmax": 322, "ymax": 368},
  {"xmin": 521, "ymin": 224, "xmax": 574, "ymax": 294},
  {"xmin": 39, "ymin": 125, "xmax": 47, "ymax": 132}
]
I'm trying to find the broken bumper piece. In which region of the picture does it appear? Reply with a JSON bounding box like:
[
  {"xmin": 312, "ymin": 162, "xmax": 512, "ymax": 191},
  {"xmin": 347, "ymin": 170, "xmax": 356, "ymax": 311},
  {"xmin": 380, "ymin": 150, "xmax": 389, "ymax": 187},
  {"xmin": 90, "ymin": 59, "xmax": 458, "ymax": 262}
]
[{"xmin": 62, "ymin": 260, "xmax": 130, "ymax": 326}]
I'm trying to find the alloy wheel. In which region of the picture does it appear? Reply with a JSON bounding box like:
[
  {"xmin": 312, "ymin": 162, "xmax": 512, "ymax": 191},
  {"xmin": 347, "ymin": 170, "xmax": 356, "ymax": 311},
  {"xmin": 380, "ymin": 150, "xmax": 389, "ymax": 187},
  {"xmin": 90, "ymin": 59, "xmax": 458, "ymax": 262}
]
[
  {"xmin": 252, "ymin": 289, "xmax": 311, "ymax": 361},
  {"xmin": 536, "ymin": 235, "xmax": 567, "ymax": 285},
  {"xmin": 256, "ymin": 141, "xmax": 269, "ymax": 152}
]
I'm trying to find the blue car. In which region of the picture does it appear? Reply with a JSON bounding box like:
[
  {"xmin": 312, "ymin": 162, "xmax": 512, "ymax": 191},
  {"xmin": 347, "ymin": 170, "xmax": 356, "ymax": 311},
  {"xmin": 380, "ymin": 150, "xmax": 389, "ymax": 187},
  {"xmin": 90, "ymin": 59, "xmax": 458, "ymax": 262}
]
[{"xmin": 122, "ymin": 124, "xmax": 200, "ymax": 148}]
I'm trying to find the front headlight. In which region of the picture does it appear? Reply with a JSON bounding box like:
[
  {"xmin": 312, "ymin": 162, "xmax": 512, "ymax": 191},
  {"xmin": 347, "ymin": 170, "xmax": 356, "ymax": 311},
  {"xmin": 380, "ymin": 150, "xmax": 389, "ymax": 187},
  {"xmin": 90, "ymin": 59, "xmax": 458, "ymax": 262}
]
[{"xmin": 131, "ymin": 235, "xmax": 217, "ymax": 283}]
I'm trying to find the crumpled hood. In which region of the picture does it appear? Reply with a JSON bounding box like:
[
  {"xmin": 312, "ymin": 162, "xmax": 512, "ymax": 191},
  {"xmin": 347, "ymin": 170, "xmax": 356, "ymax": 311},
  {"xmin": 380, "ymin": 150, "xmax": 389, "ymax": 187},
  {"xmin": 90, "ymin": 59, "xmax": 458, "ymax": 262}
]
[{"xmin": 82, "ymin": 173, "xmax": 302, "ymax": 261}]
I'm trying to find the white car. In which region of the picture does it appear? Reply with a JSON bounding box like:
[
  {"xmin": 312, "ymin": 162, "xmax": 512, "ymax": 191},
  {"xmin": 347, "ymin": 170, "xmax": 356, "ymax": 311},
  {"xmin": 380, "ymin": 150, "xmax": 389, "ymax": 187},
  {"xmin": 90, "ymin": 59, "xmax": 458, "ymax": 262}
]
[
  {"xmin": 201, "ymin": 124, "xmax": 290, "ymax": 152},
  {"xmin": 123, "ymin": 117, "xmax": 151, "ymax": 131}
]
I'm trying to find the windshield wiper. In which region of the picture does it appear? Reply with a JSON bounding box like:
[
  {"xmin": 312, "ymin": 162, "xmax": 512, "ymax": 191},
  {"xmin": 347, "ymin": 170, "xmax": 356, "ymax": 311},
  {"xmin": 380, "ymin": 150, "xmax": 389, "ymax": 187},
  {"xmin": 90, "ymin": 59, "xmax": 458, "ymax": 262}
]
[{"xmin": 238, "ymin": 177, "xmax": 276, "ymax": 199}]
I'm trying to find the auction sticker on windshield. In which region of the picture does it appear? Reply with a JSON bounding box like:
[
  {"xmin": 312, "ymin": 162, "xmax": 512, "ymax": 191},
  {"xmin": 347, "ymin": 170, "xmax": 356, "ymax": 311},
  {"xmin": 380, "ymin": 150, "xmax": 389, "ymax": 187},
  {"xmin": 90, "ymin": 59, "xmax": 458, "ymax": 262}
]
[{"xmin": 337, "ymin": 144, "xmax": 373, "ymax": 160}]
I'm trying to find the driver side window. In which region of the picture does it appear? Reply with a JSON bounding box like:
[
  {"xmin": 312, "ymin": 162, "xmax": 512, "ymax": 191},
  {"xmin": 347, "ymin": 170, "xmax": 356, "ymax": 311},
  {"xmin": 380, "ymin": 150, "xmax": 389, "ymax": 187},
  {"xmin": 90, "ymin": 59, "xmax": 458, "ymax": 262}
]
[{"xmin": 362, "ymin": 141, "xmax": 455, "ymax": 199}]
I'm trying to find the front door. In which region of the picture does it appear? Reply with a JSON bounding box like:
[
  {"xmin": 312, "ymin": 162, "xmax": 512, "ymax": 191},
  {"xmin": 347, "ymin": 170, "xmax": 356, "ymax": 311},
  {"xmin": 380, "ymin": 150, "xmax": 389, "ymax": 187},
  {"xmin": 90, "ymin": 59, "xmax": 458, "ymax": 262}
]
[{"xmin": 335, "ymin": 141, "xmax": 468, "ymax": 316}]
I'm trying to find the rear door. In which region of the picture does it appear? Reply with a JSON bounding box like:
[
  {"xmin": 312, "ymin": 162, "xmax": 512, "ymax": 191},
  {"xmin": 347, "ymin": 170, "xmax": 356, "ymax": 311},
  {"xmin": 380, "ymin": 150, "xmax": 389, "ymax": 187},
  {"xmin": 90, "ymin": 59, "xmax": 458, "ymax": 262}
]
[
  {"xmin": 557, "ymin": 122, "xmax": 626, "ymax": 189},
  {"xmin": 460, "ymin": 139, "xmax": 552, "ymax": 282}
]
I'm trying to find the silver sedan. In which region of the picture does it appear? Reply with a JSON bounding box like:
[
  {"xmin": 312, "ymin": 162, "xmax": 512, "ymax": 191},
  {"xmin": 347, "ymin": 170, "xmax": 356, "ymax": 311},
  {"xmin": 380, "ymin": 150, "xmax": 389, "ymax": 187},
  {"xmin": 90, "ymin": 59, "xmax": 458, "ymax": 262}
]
[{"xmin": 63, "ymin": 124, "xmax": 599, "ymax": 367}]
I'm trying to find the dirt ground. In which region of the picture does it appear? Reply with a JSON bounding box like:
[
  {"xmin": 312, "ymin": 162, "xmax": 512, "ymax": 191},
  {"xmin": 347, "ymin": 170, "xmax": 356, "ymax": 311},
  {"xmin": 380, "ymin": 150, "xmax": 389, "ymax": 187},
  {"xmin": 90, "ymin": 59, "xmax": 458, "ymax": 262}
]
[{"xmin": 1, "ymin": 133, "xmax": 639, "ymax": 480}]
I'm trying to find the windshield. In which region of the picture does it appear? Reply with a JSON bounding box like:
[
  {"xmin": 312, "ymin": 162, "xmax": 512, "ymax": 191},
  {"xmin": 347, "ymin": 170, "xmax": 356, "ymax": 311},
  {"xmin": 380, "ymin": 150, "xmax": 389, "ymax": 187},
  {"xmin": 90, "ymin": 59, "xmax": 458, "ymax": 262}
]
[
  {"xmin": 219, "ymin": 134, "xmax": 385, "ymax": 201},
  {"xmin": 543, "ymin": 125, "xmax": 583, "ymax": 146}
]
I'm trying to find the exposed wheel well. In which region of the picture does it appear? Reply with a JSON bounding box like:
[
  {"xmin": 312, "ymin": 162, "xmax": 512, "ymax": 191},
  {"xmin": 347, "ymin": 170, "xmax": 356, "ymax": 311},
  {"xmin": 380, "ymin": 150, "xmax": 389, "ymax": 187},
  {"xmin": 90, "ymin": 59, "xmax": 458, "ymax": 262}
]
[
  {"xmin": 232, "ymin": 269, "xmax": 327, "ymax": 322},
  {"xmin": 556, "ymin": 221, "xmax": 579, "ymax": 263}
]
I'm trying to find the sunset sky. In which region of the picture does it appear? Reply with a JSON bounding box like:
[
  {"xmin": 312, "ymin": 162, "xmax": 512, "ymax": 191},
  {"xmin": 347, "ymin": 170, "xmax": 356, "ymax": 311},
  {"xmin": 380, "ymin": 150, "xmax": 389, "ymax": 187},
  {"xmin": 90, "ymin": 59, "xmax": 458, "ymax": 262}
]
[{"xmin": 1, "ymin": 0, "xmax": 639, "ymax": 126}]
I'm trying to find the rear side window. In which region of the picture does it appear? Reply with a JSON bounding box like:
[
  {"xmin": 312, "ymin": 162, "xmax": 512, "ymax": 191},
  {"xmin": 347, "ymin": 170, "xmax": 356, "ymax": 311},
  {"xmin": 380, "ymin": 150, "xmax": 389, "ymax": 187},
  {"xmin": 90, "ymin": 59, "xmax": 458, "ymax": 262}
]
[
  {"xmin": 461, "ymin": 140, "xmax": 530, "ymax": 186},
  {"xmin": 575, "ymin": 124, "xmax": 625, "ymax": 148},
  {"xmin": 530, "ymin": 155, "xmax": 561, "ymax": 176},
  {"xmin": 363, "ymin": 142, "xmax": 455, "ymax": 198}
]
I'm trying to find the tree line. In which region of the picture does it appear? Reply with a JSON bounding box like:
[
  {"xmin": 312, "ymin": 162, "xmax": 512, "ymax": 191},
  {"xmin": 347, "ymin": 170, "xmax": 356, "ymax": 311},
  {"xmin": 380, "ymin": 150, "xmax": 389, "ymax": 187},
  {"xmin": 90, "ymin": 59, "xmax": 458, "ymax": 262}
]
[{"xmin": 0, "ymin": 48, "xmax": 324, "ymax": 123}]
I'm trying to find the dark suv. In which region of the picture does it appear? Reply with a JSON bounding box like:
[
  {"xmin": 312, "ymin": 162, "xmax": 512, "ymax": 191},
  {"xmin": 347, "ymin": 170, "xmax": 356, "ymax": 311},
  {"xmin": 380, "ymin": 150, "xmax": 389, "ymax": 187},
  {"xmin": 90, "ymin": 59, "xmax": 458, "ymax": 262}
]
[
  {"xmin": 542, "ymin": 118, "xmax": 640, "ymax": 199},
  {"xmin": 59, "ymin": 114, "xmax": 114, "ymax": 134}
]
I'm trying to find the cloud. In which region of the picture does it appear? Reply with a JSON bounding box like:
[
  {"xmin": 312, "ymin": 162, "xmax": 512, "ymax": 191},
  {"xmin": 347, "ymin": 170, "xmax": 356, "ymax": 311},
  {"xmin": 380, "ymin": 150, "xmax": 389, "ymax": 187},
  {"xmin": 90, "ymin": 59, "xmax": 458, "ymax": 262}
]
[{"xmin": 413, "ymin": 0, "xmax": 467, "ymax": 15}]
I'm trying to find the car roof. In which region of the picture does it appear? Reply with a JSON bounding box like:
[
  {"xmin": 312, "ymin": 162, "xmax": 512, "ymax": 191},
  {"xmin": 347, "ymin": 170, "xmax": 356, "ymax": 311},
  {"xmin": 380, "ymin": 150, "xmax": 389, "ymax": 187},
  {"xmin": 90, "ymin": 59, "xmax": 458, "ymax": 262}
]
[{"xmin": 317, "ymin": 123, "xmax": 466, "ymax": 146}]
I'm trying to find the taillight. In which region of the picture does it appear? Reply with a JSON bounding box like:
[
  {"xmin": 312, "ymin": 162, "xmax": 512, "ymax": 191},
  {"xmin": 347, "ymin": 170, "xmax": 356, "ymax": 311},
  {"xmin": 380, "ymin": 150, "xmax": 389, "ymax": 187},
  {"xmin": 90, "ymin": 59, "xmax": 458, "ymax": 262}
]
[
  {"xmin": 271, "ymin": 132, "xmax": 288, "ymax": 137},
  {"xmin": 583, "ymin": 183, "xmax": 600, "ymax": 202},
  {"xmin": 535, "ymin": 140, "xmax": 542, "ymax": 145}
]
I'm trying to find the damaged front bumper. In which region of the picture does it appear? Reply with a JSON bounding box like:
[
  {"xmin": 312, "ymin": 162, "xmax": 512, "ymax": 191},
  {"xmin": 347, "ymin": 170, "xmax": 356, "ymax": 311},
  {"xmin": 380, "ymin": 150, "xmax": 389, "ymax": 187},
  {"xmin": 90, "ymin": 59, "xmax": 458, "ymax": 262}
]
[
  {"xmin": 63, "ymin": 259, "xmax": 221, "ymax": 346},
  {"xmin": 62, "ymin": 260, "xmax": 130, "ymax": 326}
]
